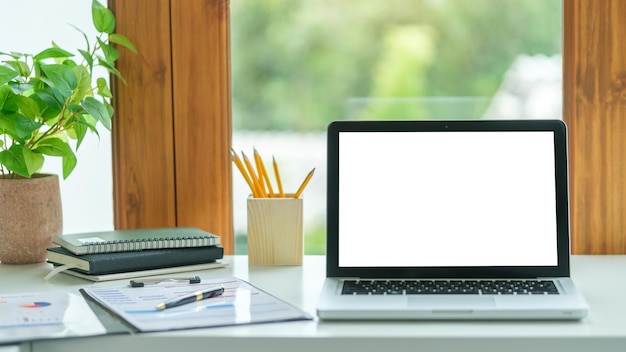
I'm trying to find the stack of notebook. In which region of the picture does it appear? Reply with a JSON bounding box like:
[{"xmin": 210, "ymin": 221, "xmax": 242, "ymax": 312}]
[{"xmin": 46, "ymin": 227, "xmax": 224, "ymax": 281}]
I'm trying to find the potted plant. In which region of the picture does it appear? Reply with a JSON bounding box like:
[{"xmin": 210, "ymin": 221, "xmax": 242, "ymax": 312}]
[{"xmin": 0, "ymin": 0, "xmax": 135, "ymax": 264}]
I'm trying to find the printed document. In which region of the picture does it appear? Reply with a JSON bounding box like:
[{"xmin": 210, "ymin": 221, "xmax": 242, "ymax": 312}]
[
  {"xmin": 81, "ymin": 277, "xmax": 311, "ymax": 332},
  {"xmin": 0, "ymin": 291, "xmax": 108, "ymax": 344}
]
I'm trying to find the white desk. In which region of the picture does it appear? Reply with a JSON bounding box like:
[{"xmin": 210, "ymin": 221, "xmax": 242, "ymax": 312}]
[{"xmin": 1, "ymin": 255, "xmax": 626, "ymax": 352}]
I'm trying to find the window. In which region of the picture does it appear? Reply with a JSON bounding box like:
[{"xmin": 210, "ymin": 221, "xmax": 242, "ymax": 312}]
[{"xmin": 231, "ymin": 0, "xmax": 563, "ymax": 254}]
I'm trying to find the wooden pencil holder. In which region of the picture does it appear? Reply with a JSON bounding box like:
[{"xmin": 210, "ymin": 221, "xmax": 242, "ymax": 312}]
[{"xmin": 247, "ymin": 196, "xmax": 303, "ymax": 265}]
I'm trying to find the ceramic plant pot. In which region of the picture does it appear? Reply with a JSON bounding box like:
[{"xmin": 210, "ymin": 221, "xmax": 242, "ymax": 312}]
[{"xmin": 0, "ymin": 174, "xmax": 63, "ymax": 264}]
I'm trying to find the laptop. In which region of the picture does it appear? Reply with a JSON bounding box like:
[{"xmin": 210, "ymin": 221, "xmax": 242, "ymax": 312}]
[{"xmin": 316, "ymin": 119, "xmax": 588, "ymax": 320}]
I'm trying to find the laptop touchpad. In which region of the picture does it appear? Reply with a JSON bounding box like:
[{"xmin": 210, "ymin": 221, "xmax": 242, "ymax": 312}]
[{"xmin": 407, "ymin": 296, "xmax": 496, "ymax": 309}]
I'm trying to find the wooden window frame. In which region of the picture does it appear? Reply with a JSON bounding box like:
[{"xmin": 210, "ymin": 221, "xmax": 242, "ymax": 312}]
[
  {"xmin": 563, "ymin": 0, "xmax": 626, "ymax": 254},
  {"xmin": 109, "ymin": 0, "xmax": 233, "ymax": 253},
  {"xmin": 109, "ymin": 0, "xmax": 626, "ymax": 255}
]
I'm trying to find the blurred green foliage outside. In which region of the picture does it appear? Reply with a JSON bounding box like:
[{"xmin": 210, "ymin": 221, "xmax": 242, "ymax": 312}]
[
  {"xmin": 231, "ymin": 0, "xmax": 562, "ymax": 255},
  {"xmin": 231, "ymin": 0, "xmax": 562, "ymax": 131}
]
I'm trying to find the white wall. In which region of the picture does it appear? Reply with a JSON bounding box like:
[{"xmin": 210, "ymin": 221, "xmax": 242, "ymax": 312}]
[{"xmin": 0, "ymin": 0, "xmax": 114, "ymax": 234}]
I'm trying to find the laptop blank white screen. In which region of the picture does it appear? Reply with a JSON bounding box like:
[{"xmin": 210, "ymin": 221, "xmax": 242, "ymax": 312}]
[{"xmin": 338, "ymin": 131, "xmax": 558, "ymax": 268}]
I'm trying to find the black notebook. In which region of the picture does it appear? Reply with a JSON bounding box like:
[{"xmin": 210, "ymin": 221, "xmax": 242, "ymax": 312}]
[
  {"xmin": 47, "ymin": 245, "xmax": 224, "ymax": 275},
  {"xmin": 53, "ymin": 227, "xmax": 220, "ymax": 255}
]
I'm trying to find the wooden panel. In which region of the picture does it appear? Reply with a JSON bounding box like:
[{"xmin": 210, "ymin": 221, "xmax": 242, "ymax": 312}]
[
  {"xmin": 170, "ymin": 0, "xmax": 234, "ymax": 253},
  {"xmin": 111, "ymin": 0, "xmax": 233, "ymax": 253},
  {"xmin": 563, "ymin": 0, "xmax": 626, "ymax": 254},
  {"xmin": 110, "ymin": 0, "xmax": 177, "ymax": 228}
]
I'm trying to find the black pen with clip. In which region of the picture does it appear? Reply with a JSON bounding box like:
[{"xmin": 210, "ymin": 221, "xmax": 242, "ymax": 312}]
[{"xmin": 155, "ymin": 285, "xmax": 225, "ymax": 310}]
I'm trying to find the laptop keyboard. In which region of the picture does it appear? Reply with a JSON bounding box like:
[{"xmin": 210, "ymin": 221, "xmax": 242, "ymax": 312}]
[{"xmin": 342, "ymin": 279, "xmax": 559, "ymax": 295}]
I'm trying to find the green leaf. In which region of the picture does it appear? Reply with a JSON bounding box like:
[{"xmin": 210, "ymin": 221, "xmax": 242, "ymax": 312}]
[
  {"xmin": 33, "ymin": 47, "xmax": 74, "ymax": 61},
  {"xmin": 70, "ymin": 114, "xmax": 99, "ymax": 151},
  {"xmin": 0, "ymin": 66, "xmax": 18, "ymax": 85},
  {"xmin": 0, "ymin": 112, "xmax": 43, "ymax": 141},
  {"xmin": 92, "ymin": 0, "xmax": 116, "ymax": 34},
  {"xmin": 0, "ymin": 113, "xmax": 20, "ymax": 140},
  {"xmin": 62, "ymin": 150, "xmax": 77, "ymax": 179},
  {"xmin": 97, "ymin": 38, "xmax": 120, "ymax": 63},
  {"xmin": 7, "ymin": 81, "xmax": 34, "ymax": 95},
  {"xmin": 39, "ymin": 64, "xmax": 78, "ymax": 99},
  {"xmin": 62, "ymin": 59, "xmax": 77, "ymax": 68},
  {"xmin": 34, "ymin": 131, "xmax": 78, "ymax": 178},
  {"xmin": 31, "ymin": 89, "xmax": 63, "ymax": 120},
  {"xmin": 33, "ymin": 137, "xmax": 73, "ymax": 157},
  {"xmin": 81, "ymin": 96, "xmax": 111, "ymax": 130},
  {"xmin": 0, "ymin": 85, "xmax": 18, "ymax": 112},
  {"xmin": 72, "ymin": 65, "xmax": 93, "ymax": 103},
  {"xmin": 37, "ymin": 76, "xmax": 54, "ymax": 88},
  {"xmin": 104, "ymin": 101, "xmax": 114, "ymax": 119},
  {"xmin": 6, "ymin": 60, "xmax": 30, "ymax": 77},
  {"xmin": 69, "ymin": 119, "xmax": 89, "ymax": 149},
  {"xmin": 0, "ymin": 145, "xmax": 44, "ymax": 178},
  {"xmin": 78, "ymin": 49, "xmax": 94, "ymax": 72},
  {"xmin": 13, "ymin": 95, "xmax": 41, "ymax": 119},
  {"xmin": 69, "ymin": 23, "xmax": 91, "ymax": 53},
  {"xmin": 98, "ymin": 58, "xmax": 126, "ymax": 84},
  {"xmin": 109, "ymin": 33, "xmax": 137, "ymax": 53},
  {"xmin": 67, "ymin": 104, "xmax": 84, "ymax": 114},
  {"xmin": 74, "ymin": 113, "xmax": 99, "ymax": 133},
  {"xmin": 23, "ymin": 147, "xmax": 44, "ymax": 176},
  {"xmin": 96, "ymin": 77, "xmax": 112, "ymax": 98},
  {"xmin": 14, "ymin": 116, "xmax": 42, "ymax": 139},
  {"xmin": 0, "ymin": 51, "xmax": 23, "ymax": 59},
  {"xmin": 0, "ymin": 148, "xmax": 29, "ymax": 177}
]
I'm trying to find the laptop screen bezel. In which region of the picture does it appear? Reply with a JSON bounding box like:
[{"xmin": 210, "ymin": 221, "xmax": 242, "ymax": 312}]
[{"xmin": 326, "ymin": 119, "xmax": 570, "ymax": 279}]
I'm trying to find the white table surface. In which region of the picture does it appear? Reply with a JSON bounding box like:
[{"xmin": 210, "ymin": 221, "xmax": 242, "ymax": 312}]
[{"xmin": 1, "ymin": 255, "xmax": 626, "ymax": 352}]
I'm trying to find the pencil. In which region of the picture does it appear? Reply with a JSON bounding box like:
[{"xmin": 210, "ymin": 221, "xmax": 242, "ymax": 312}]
[
  {"xmin": 230, "ymin": 149, "xmax": 259, "ymax": 198},
  {"xmin": 254, "ymin": 148, "xmax": 274, "ymax": 197},
  {"xmin": 273, "ymin": 156, "xmax": 284, "ymax": 198},
  {"xmin": 242, "ymin": 151, "xmax": 266, "ymax": 197},
  {"xmin": 294, "ymin": 168, "xmax": 315, "ymax": 198},
  {"xmin": 259, "ymin": 158, "xmax": 275, "ymax": 197}
]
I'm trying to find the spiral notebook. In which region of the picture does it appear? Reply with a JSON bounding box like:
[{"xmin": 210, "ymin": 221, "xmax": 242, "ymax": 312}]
[{"xmin": 53, "ymin": 227, "xmax": 220, "ymax": 255}]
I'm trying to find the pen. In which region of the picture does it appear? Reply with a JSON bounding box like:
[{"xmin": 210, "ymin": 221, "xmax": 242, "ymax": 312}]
[
  {"xmin": 294, "ymin": 168, "xmax": 315, "ymax": 198},
  {"xmin": 155, "ymin": 285, "xmax": 225, "ymax": 310},
  {"xmin": 130, "ymin": 276, "xmax": 201, "ymax": 287}
]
